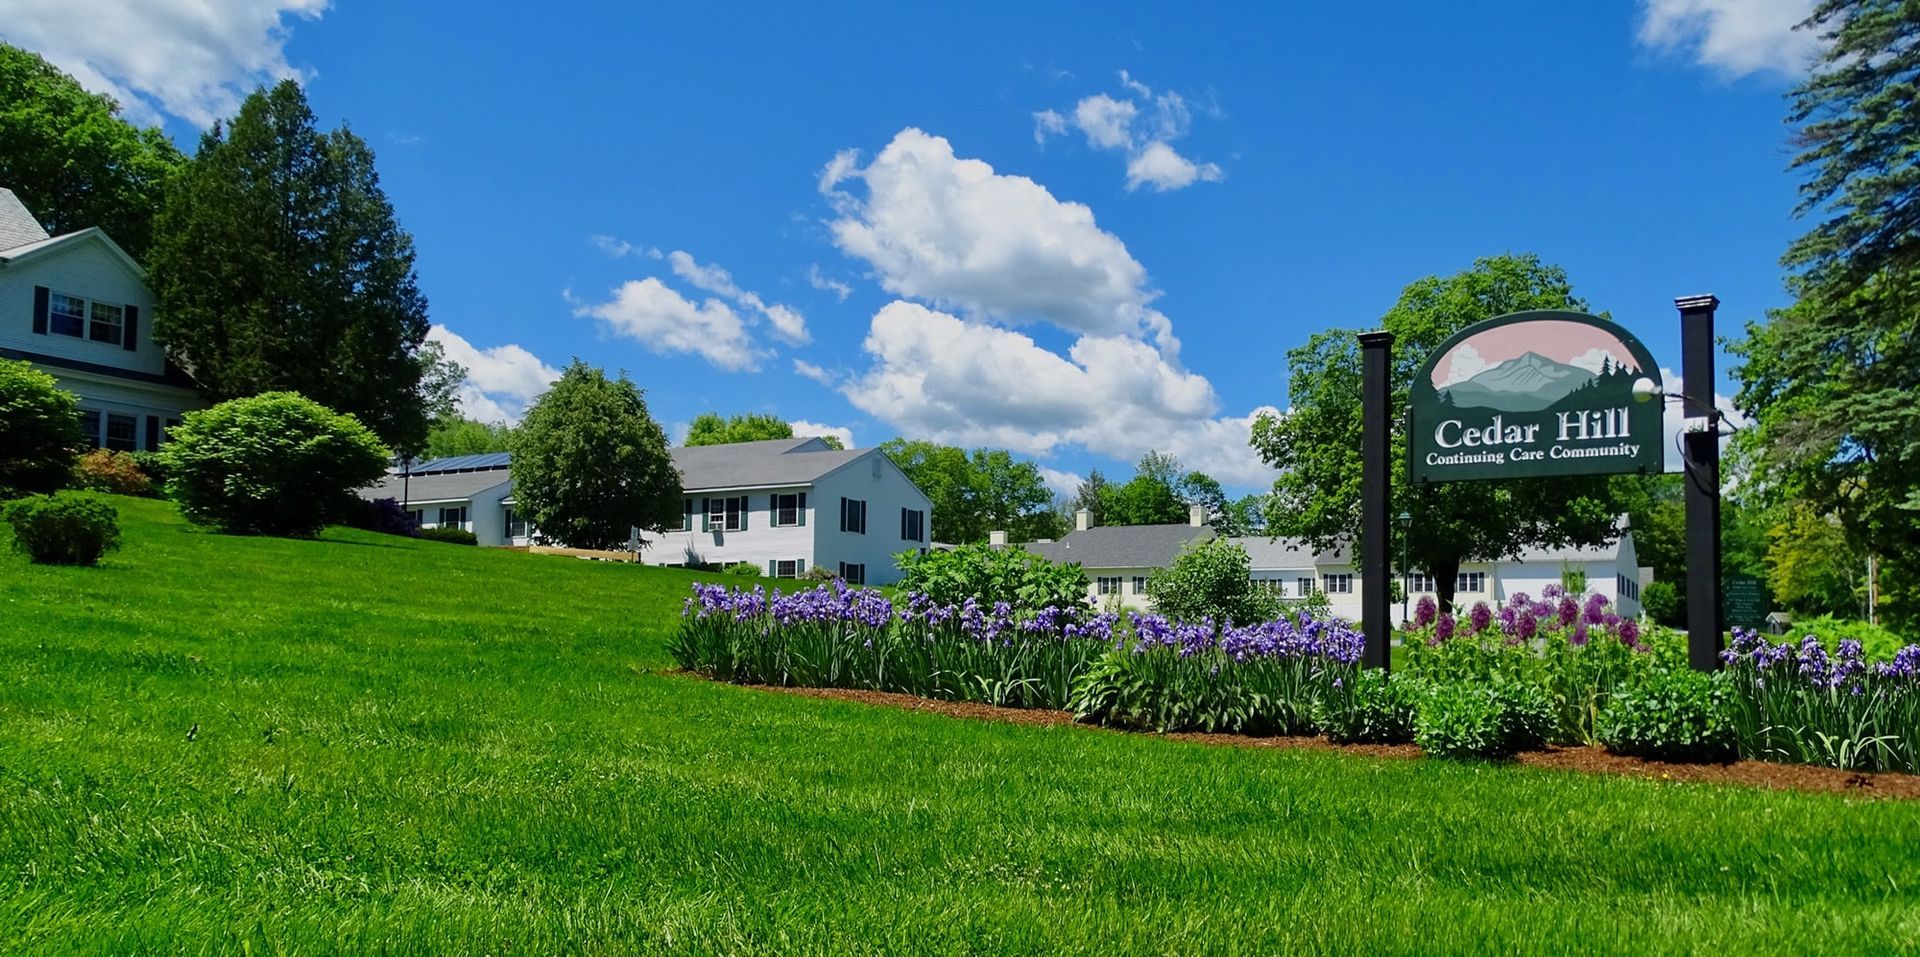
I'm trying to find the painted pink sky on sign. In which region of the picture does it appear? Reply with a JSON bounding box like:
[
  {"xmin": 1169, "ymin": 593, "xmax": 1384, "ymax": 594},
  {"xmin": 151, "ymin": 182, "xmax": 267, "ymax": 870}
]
[{"xmin": 1432, "ymin": 319, "xmax": 1643, "ymax": 387}]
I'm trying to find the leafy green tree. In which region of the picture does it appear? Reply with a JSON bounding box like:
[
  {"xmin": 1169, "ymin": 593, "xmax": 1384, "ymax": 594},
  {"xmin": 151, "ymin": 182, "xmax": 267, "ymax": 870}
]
[
  {"xmin": 1612, "ymin": 474, "xmax": 1687, "ymax": 605},
  {"xmin": 510, "ymin": 361, "xmax": 680, "ymax": 550},
  {"xmin": 1145, "ymin": 537, "xmax": 1280, "ymax": 626},
  {"xmin": 160, "ymin": 392, "xmax": 390, "ymax": 537},
  {"xmin": 1731, "ymin": 1, "xmax": 1920, "ymax": 629},
  {"xmin": 1251, "ymin": 255, "xmax": 1622, "ymax": 611},
  {"xmin": 416, "ymin": 339, "xmax": 467, "ymax": 429},
  {"xmin": 879, "ymin": 439, "xmax": 1054, "ymax": 543},
  {"xmin": 0, "ymin": 45, "xmax": 184, "ymax": 261},
  {"xmin": 0, "ymin": 358, "xmax": 82, "ymax": 495},
  {"xmin": 1767, "ymin": 501, "xmax": 1863, "ymax": 619},
  {"xmin": 685, "ymin": 412, "xmax": 794, "ymax": 446},
  {"xmin": 1098, "ymin": 473, "xmax": 1186, "ymax": 526},
  {"xmin": 423, "ymin": 417, "xmax": 514, "ymax": 459},
  {"xmin": 149, "ymin": 80, "xmax": 435, "ymax": 454}
]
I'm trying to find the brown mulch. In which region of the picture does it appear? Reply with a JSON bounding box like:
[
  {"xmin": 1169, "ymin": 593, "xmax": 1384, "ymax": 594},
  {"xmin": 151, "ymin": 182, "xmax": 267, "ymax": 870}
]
[{"xmin": 732, "ymin": 681, "xmax": 1920, "ymax": 800}]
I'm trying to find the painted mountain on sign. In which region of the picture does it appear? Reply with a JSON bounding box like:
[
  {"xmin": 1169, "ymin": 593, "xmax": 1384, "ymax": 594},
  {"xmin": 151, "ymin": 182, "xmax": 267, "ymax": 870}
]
[{"xmin": 1439, "ymin": 352, "xmax": 1596, "ymax": 412}]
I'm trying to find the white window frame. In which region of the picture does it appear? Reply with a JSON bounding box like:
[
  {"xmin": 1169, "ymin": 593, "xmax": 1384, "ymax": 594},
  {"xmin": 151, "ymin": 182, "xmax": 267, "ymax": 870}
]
[
  {"xmin": 1408, "ymin": 572, "xmax": 1436, "ymax": 593},
  {"xmin": 1457, "ymin": 572, "xmax": 1486, "ymax": 593},
  {"xmin": 707, "ymin": 496, "xmax": 747, "ymax": 532},
  {"xmin": 838, "ymin": 562, "xmax": 866, "ymax": 585},
  {"xmin": 1323, "ymin": 573, "xmax": 1354, "ymax": 595},
  {"xmin": 104, "ymin": 412, "xmax": 138, "ymax": 452},
  {"xmin": 1096, "ymin": 576, "xmax": 1122, "ymax": 596},
  {"xmin": 87, "ymin": 301, "xmax": 124, "ymax": 345},
  {"xmin": 773, "ymin": 559, "xmax": 802, "ymax": 579},
  {"xmin": 47, "ymin": 291, "xmax": 127, "ymax": 345},
  {"xmin": 773, "ymin": 492, "xmax": 804, "ymax": 528},
  {"xmin": 1297, "ymin": 577, "xmax": 1315, "ymax": 596},
  {"xmin": 439, "ymin": 506, "xmax": 468, "ymax": 529},
  {"xmin": 48, "ymin": 292, "xmax": 87, "ymax": 338},
  {"xmin": 900, "ymin": 507, "xmax": 925, "ymax": 542}
]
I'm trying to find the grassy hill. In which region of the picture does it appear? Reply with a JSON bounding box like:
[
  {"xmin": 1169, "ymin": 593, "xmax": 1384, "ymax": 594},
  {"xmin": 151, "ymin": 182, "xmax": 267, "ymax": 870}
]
[{"xmin": 3, "ymin": 497, "xmax": 1918, "ymax": 953}]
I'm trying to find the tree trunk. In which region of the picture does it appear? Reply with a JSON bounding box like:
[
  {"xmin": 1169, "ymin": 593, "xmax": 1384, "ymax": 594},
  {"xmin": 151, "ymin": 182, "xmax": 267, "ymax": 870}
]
[{"xmin": 1432, "ymin": 554, "xmax": 1463, "ymax": 615}]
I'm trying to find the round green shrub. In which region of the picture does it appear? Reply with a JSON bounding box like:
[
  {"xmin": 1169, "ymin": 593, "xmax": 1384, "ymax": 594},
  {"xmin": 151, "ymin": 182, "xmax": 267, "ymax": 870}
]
[
  {"xmin": 418, "ymin": 526, "xmax": 478, "ymax": 545},
  {"xmin": 0, "ymin": 357, "xmax": 83, "ymax": 496},
  {"xmin": 1313, "ymin": 669, "xmax": 1418, "ymax": 744},
  {"xmin": 1596, "ymin": 666, "xmax": 1733, "ymax": 762},
  {"xmin": 896, "ymin": 543, "xmax": 1089, "ymax": 615},
  {"xmin": 3, "ymin": 492, "xmax": 121, "ymax": 566},
  {"xmin": 1415, "ymin": 679, "xmax": 1553, "ymax": 759},
  {"xmin": 159, "ymin": 392, "xmax": 391, "ymax": 536}
]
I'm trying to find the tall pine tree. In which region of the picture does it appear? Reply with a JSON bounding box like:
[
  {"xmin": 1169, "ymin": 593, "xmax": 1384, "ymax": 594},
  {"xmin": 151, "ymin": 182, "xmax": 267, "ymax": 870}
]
[
  {"xmin": 149, "ymin": 80, "xmax": 434, "ymax": 453},
  {"xmin": 1732, "ymin": 1, "xmax": 1920, "ymax": 628}
]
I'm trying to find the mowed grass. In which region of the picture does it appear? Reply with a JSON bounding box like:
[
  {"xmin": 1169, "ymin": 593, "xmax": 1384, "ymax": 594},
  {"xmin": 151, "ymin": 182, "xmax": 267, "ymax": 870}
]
[{"xmin": 2, "ymin": 498, "xmax": 1917, "ymax": 955}]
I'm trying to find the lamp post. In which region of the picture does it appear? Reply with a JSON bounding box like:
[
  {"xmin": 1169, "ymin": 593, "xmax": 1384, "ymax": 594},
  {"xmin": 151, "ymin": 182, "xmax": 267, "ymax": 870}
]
[{"xmin": 1395, "ymin": 511, "xmax": 1412, "ymax": 625}]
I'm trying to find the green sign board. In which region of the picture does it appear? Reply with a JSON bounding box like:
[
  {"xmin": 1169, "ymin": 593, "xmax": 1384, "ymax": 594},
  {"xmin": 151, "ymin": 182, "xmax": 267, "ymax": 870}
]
[
  {"xmin": 1723, "ymin": 573, "xmax": 1767, "ymax": 631},
  {"xmin": 1409, "ymin": 311, "xmax": 1665, "ymax": 483}
]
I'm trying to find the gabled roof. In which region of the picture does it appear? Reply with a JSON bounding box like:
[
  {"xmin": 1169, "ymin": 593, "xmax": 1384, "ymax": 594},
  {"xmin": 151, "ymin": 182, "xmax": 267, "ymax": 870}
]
[
  {"xmin": 362, "ymin": 469, "xmax": 513, "ymax": 504},
  {"xmin": 1025, "ymin": 523, "xmax": 1213, "ymax": 570},
  {"xmin": 0, "ymin": 188, "xmax": 50, "ymax": 251},
  {"xmin": 1231, "ymin": 536, "xmax": 1326, "ymax": 570},
  {"xmin": 0, "ymin": 226, "xmax": 145, "ymax": 276},
  {"xmin": 671, "ymin": 436, "xmax": 867, "ymax": 491}
]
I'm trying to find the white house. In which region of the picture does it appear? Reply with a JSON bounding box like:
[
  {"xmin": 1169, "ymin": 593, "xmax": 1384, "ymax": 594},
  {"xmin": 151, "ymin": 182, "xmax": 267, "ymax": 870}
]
[
  {"xmin": 1011, "ymin": 506, "xmax": 1646, "ymax": 620},
  {"xmin": 359, "ymin": 437, "xmax": 935, "ymax": 585},
  {"xmin": 0, "ymin": 187, "xmax": 203, "ymax": 449},
  {"xmin": 1023, "ymin": 505, "xmax": 1214, "ymax": 611}
]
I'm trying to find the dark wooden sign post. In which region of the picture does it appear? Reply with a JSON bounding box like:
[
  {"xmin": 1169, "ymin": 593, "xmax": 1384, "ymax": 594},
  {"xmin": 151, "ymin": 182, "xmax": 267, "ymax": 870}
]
[{"xmin": 1359, "ymin": 303, "xmax": 1722, "ymax": 672}]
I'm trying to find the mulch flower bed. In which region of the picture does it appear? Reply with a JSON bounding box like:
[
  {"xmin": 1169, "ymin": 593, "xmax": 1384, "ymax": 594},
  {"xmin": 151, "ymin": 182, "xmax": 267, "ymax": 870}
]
[{"xmin": 745, "ymin": 682, "xmax": 1920, "ymax": 800}]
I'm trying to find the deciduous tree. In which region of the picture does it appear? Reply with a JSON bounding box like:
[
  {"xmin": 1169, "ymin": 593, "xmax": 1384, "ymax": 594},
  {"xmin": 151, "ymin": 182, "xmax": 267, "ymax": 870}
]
[
  {"xmin": 1251, "ymin": 255, "xmax": 1622, "ymax": 611},
  {"xmin": 510, "ymin": 362, "xmax": 681, "ymax": 550},
  {"xmin": 685, "ymin": 412, "xmax": 794, "ymax": 446},
  {"xmin": 0, "ymin": 45, "xmax": 184, "ymax": 261}
]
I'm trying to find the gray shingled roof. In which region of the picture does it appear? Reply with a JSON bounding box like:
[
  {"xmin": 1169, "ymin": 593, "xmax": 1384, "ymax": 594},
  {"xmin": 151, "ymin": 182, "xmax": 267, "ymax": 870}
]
[
  {"xmin": 0, "ymin": 188, "xmax": 51, "ymax": 251},
  {"xmin": 1025, "ymin": 523, "xmax": 1213, "ymax": 569},
  {"xmin": 1231, "ymin": 536, "xmax": 1325, "ymax": 569},
  {"xmin": 670, "ymin": 437, "xmax": 866, "ymax": 490},
  {"xmin": 362, "ymin": 469, "xmax": 512, "ymax": 504}
]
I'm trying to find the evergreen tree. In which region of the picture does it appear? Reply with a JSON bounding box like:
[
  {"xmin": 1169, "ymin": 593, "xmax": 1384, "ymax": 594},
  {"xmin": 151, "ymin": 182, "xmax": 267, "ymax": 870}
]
[
  {"xmin": 148, "ymin": 80, "xmax": 434, "ymax": 453},
  {"xmin": 1732, "ymin": 0, "xmax": 1920, "ymax": 628}
]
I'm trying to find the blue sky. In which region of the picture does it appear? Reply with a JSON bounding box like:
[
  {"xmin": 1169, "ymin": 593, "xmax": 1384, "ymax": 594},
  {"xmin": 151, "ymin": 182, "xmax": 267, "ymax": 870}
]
[{"xmin": 3, "ymin": 1, "xmax": 1825, "ymax": 492}]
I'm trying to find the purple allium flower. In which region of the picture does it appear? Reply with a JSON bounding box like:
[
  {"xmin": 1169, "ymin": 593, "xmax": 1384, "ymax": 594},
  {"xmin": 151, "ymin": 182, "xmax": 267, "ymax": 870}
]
[
  {"xmin": 1618, "ymin": 618, "xmax": 1641, "ymax": 648},
  {"xmin": 1469, "ymin": 601, "xmax": 1492, "ymax": 635},
  {"xmin": 1414, "ymin": 595, "xmax": 1437, "ymax": 628},
  {"xmin": 1557, "ymin": 597, "xmax": 1580, "ymax": 627},
  {"xmin": 1583, "ymin": 593, "xmax": 1609, "ymax": 625},
  {"xmin": 1515, "ymin": 613, "xmax": 1538, "ymax": 641},
  {"xmin": 1435, "ymin": 613, "xmax": 1456, "ymax": 642}
]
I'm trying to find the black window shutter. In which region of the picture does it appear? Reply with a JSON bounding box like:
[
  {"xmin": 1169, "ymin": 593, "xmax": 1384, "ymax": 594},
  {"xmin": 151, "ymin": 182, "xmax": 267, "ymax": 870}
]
[
  {"xmin": 32, "ymin": 286, "xmax": 49, "ymax": 335},
  {"xmin": 123, "ymin": 305, "xmax": 139, "ymax": 351},
  {"xmin": 145, "ymin": 415, "xmax": 160, "ymax": 452}
]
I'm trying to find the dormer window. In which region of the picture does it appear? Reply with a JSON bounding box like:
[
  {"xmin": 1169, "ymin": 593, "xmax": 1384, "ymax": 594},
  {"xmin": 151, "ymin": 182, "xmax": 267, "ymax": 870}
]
[
  {"xmin": 88, "ymin": 302, "xmax": 123, "ymax": 345},
  {"xmin": 45, "ymin": 291, "xmax": 125, "ymax": 346}
]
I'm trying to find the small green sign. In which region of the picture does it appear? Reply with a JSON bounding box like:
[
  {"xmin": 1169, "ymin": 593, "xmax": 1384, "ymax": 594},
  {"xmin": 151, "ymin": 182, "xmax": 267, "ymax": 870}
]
[
  {"xmin": 1409, "ymin": 311, "xmax": 1665, "ymax": 483},
  {"xmin": 1723, "ymin": 573, "xmax": 1767, "ymax": 631}
]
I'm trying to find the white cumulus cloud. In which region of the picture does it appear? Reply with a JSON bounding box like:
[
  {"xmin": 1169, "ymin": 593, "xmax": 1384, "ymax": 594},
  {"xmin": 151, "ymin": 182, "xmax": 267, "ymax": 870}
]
[
  {"xmin": 789, "ymin": 420, "xmax": 856, "ymax": 449},
  {"xmin": 806, "ymin": 264, "xmax": 853, "ymax": 301},
  {"xmin": 0, "ymin": 0, "xmax": 329, "ymax": 126},
  {"xmin": 575, "ymin": 277, "xmax": 767, "ymax": 372},
  {"xmin": 1638, "ymin": 0, "xmax": 1823, "ymax": 78},
  {"xmin": 792, "ymin": 358, "xmax": 838, "ymax": 386},
  {"xmin": 842, "ymin": 301, "xmax": 1277, "ymax": 486},
  {"xmin": 1033, "ymin": 71, "xmax": 1224, "ymax": 192},
  {"xmin": 668, "ymin": 250, "xmax": 809, "ymax": 344},
  {"xmin": 1039, "ymin": 467, "xmax": 1084, "ymax": 499},
  {"xmin": 1656, "ymin": 367, "xmax": 1747, "ymax": 471},
  {"xmin": 822, "ymin": 128, "xmax": 1176, "ymax": 350},
  {"xmin": 427, "ymin": 325, "xmax": 561, "ymax": 425}
]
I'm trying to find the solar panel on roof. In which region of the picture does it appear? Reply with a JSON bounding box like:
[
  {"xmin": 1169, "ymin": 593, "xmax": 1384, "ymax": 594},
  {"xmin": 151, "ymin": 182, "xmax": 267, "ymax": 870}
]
[{"xmin": 410, "ymin": 452, "xmax": 512, "ymax": 475}]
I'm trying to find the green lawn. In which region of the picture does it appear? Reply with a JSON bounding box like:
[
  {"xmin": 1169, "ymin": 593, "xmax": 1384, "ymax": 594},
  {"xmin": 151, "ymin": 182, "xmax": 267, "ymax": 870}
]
[{"xmin": 3, "ymin": 497, "xmax": 1917, "ymax": 954}]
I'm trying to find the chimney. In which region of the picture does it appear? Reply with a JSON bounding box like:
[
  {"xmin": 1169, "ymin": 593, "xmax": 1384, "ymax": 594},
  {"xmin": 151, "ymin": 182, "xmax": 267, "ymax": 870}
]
[
  {"xmin": 988, "ymin": 529, "xmax": 1008, "ymax": 546},
  {"xmin": 1189, "ymin": 503, "xmax": 1207, "ymax": 527},
  {"xmin": 1075, "ymin": 508, "xmax": 1093, "ymax": 532}
]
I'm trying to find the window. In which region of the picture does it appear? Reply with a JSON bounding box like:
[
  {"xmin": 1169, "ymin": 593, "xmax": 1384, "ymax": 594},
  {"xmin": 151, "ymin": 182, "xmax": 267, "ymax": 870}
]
[
  {"xmin": 1408, "ymin": 572, "xmax": 1435, "ymax": 593},
  {"xmin": 1617, "ymin": 575, "xmax": 1639, "ymax": 601},
  {"xmin": 49, "ymin": 293, "xmax": 86, "ymax": 338},
  {"xmin": 774, "ymin": 492, "xmax": 806, "ymax": 527},
  {"xmin": 408, "ymin": 509, "xmax": 425, "ymax": 528},
  {"xmin": 1254, "ymin": 579, "xmax": 1284, "ymax": 594},
  {"xmin": 839, "ymin": 497, "xmax": 866, "ymax": 534},
  {"xmin": 900, "ymin": 507, "xmax": 925, "ymax": 542},
  {"xmin": 1132, "ymin": 576, "xmax": 1148, "ymax": 594},
  {"xmin": 705, "ymin": 496, "xmax": 747, "ymax": 532},
  {"xmin": 79, "ymin": 410, "xmax": 102, "ymax": 449},
  {"xmin": 105, "ymin": 413, "xmax": 137, "ymax": 452},
  {"xmin": 772, "ymin": 559, "xmax": 803, "ymax": 579},
  {"xmin": 1457, "ymin": 572, "xmax": 1486, "ymax": 593},
  {"xmin": 88, "ymin": 302, "xmax": 124, "ymax": 345},
  {"xmin": 505, "ymin": 507, "xmax": 527, "ymax": 539},
  {"xmin": 439, "ymin": 506, "xmax": 467, "ymax": 529},
  {"xmin": 1322, "ymin": 573, "xmax": 1354, "ymax": 594},
  {"xmin": 838, "ymin": 562, "xmax": 866, "ymax": 585},
  {"xmin": 1096, "ymin": 576, "xmax": 1122, "ymax": 596},
  {"xmin": 1298, "ymin": 577, "xmax": 1315, "ymax": 596}
]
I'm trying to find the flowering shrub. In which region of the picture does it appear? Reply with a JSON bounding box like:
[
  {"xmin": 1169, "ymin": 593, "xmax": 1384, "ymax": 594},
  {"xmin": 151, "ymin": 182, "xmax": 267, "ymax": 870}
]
[
  {"xmin": 1719, "ymin": 628, "xmax": 1920, "ymax": 772},
  {"xmin": 1071, "ymin": 612, "xmax": 1363, "ymax": 734},
  {"xmin": 72, "ymin": 449, "xmax": 154, "ymax": 497}
]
